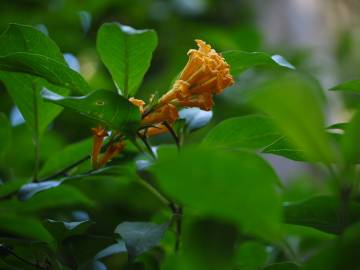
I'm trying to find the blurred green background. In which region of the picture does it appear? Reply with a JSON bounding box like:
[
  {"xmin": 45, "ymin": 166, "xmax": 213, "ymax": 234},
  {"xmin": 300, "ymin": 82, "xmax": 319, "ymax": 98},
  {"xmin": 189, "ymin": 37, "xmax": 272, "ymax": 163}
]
[
  {"xmin": 1, "ymin": 1, "xmax": 360, "ymax": 269},
  {"xmin": 1, "ymin": 0, "xmax": 360, "ymax": 179}
]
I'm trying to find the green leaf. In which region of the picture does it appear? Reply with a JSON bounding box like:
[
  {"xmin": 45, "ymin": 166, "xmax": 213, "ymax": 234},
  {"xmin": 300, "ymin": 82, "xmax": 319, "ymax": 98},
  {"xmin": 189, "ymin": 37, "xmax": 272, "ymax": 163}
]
[
  {"xmin": 327, "ymin": 122, "xmax": 348, "ymax": 130},
  {"xmin": 303, "ymin": 223, "xmax": 360, "ymax": 270},
  {"xmin": 44, "ymin": 219, "xmax": 93, "ymax": 242},
  {"xmin": 0, "ymin": 23, "xmax": 90, "ymax": 94},
  {"xmin": 341, "ymin": 110, "xmax": 360, "ymax": 164},
  {"xmin": 0, "ymin": 185, "xmax": 93, "ymax": 213},
  {"xmin": 96, "ymin": 23, "xmax": 157, "ymax": 96},
  {"xmin": 41, "ymin": 89, "xmax": 141, "ymax": 132},
  {"xmin": 202, "ymin": 115, "xmax": 281, "ymax": 150},
  {"xmin": 0, "ymin": 72, "xmax": 69, "ymax": 137},
  {"xmin": 0, "ymin": 53, "xmax": 91, "ymax": 94},
  {"xmin": 223, "ymin": 50, "xmax": 294, "ymax": 76},
  {"xmin": 235, "ymin": 241, "xmax": 268, "ymax": 270},
  {"xmin": 94, "ymin": 241, "xmax": 127, "ymax": 260},
  {"xmin": 19, "ymin": 166, "xmax": 129, "ymax": 201},
  {"xmin": 114, "ymin": 221, "xmax": 169, "ymax": 258},
  {"xmin": 0, "ymin": 23, "xmax": 65, "ymax": 62},
  {"xmin": 18, "ymin": 180, "xmax": 62, "ymax": 201},
  {"xmin": 39, "ymin": 138, "xmax": 92, "ymax": 178},
  {"xmin": 0, "ymin": 179, "xmax": 30, "ymax": 199},
  {"xmin": 0, "ymin": 113, "xmax": 11, "ymax": 158},
  {"xmin": 263, "ymin": 137, "xmax": 307, "ymax": 161},
  {"xmin": 330, "ymin": 79, "xmax": 360, "ymax": 93},
  {"xmin": 250, "ymin": 73, "xmax": 334, "ymax": 163},
  {"xmin": 0, "ymin": 214, "xmax": 54, "ymax": 244},
  {"xmin": 263, "ymin": 262, "xmax": 300, "ymax": 270},
  {"xmin": 284, "ymin": 196, "xmax": 360, "ymax": 234},
  {"xmin": 152, "ymin": 147, "xmax": 282, "ymax": 240}
]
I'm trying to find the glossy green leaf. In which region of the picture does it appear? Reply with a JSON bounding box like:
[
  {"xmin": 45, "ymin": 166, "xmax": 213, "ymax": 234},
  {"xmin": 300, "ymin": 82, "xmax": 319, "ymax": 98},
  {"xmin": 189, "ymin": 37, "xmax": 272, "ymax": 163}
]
[
  {"xmin": 0, "ymin": 72, "xmax": 69, "ymax": 137},
  {"xmin": 250, "ymin": 73, "xmax": 334, "ymax": 163},
  {"xmin": 304, "ymin": 223, "xmax": 360, "ymax": 270},
  {"xmin": 39, "ymin": 138, "xmax": 92, "ymax": 178},
  {"xmin": 0, "ymin": 23, "xmax": 90, "ymax": 94},
  {"xmin": 94, "ymin": 241, "xmax": 127, "ymax": 260},
  {"xmin": 97, "ymin": 23, "xmax": 157, "ymax": 96},
  {"xmin": 202, "ymin": 115, "xmax": 281, "ymax": 150},
  {"xmin": 341, "ymin": 110, "xmax": 360, "ymax": 164},
  {"xmin": 152, "ymin": 147, "xmax": 282, "ymax": 240},
  {"xmin": 0, "ymin": 185, "xmax": 93, "ymax": 213},
  {"xmin": 235, "ymin": 241, "xmax": 268, "ymax": 270},
  {"xmin": 0, "ymin": 179, "xmax": 29, "ymax": 199},
  {"xmin": 0, "ymin": 53, "xmax": 91, "ymax": 94},
  {"xmin": 41, "ymin": 89, "xmax": 141, "ymax": 132},
  {"xmin": 223, "ymin": 50, "xmax": 294, "ymax": 76},
  {"xmin": 284, "ymin": 196, "xmax": 360, "ymax": 234},
  {"xmin": 44, "ymin": 219, "xmax": 93, "ymax": 242},
  {"xmin": 18, "ymin": 180, "xmax": 62, "ymax": 201},
  {"xmin": 330, "ymin": 79, "xmax": 360, "ymax": 93},
  {"xmin": 0, "ymin": 113, "xmax": 11, "ymax": 158},
  {"xmin": 263, "ymin": 262, "xmax": 300, "ymax": 270},
  {"xmin": 114, "ymin": 221, "xmax": 169, "ymax": 258},
  {"xmin": 0, "ymin": 214, "xmax": 54, "ymax": 244},
  {"xmin": 263, "ymin": 137, "xmax": 307, "ymax": 161}
]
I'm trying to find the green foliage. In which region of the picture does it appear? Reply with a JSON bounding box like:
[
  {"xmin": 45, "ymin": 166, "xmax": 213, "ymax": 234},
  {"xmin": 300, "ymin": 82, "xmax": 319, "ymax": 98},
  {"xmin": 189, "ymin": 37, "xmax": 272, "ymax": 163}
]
[
  {"xmin": 284, "ymin": 196, "xmax": 360, "ymax": 234},
  {"xmin": 97, "ymin": 23, "xmax": 157, "ymax": 96},
  {"xmin": 0, "ymin": 113, "xmax": 11, "ymax": 158},
  {"xmin": 0, "ymin": 15, "xmax": 359, "ymax": 270},
  {"xmin": 152, "ymin": 147, "xmax": 282, "ymax": 240},
  {"xmin": 203, "ymin": 115, "xmax": 281, "ymax": 150},
  {"xmin": 223, "ymin": 51, "xmax": 294, "ymax": 76},
  {"xmin": 115, "ymin": 221, "xmax": 169, "ymax": 258},
  {"xmin": 41, "ymin": 89, "xmax": 141, "ymax": 132},
  {"xmin": 250, "ymin": 73, "xmax": 334, "ymax": 163},
  {"xmin": 331, "ymin": 79, "xmax": 360, "ymax": 93}
]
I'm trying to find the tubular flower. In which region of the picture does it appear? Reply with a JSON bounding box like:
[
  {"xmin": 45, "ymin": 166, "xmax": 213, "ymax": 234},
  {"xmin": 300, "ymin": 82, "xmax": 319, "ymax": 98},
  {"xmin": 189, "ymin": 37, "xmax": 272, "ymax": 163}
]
[
  {"xmin": 172, "ymin": 92, "xmax": 214, "ymax": 111},
  {"xmin": 160, "ymin": 39, "xmax": 234, "ymax": 107},
  {"xmin": 144, "ymin": 124, "xmax": 170, "ymax": 137},
  {"xmin": 129, "ymin": 97, "xmax": 146, "ymax": 114},
  {"xmin": 91, "ymin": 126, "xmax": 108, "ymax": 169},
  {"xmin": 141, "ymin": 103, "xmax": 179, "ymax": 126},
  {"xmin": 99, "ymin": 141, "xmax": 125, "ymax": 167}
]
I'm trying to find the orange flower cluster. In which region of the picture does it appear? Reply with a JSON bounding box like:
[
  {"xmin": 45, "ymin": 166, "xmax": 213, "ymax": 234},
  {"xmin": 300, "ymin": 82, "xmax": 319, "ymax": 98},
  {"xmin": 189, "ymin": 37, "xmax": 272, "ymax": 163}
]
[
  {"xmin": 130, "ymin": 39, "xmax": 234, "ymax": 137},
  {"xmin": 91, "ymin": 126, "xmax": 125, "ymax": 169},
  {"xmin": 91, "ymin": 40, "xmax": 234, "ymax": 167}
]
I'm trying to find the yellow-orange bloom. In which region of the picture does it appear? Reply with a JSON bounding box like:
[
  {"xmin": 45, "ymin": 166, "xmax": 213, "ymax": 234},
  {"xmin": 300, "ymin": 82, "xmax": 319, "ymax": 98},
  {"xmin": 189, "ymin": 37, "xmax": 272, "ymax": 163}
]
[
  {"xmin": 141, "ymin": 103, "xmax": 179, "ymax": 126},
  {"xmin": 160, "ymin": 39, "xmax": 234, "ymax": 106},
  {"xmin": 173, "ymin": 92, "xmax": 214, "ymax": 111},
  {"xmin": 129, "ymin": 97, "xmax": 146, "ymax": 114},
  {"xmin": 99, "ymin": 140, "xmax": 125, "ymax": 167},
  {"xmin": 143, "ymin": 124, "xmax": 170, "ymax": 137},
  {"xmin": 91, "ymin": 126, "xmax": 108, "ymax": 169}
]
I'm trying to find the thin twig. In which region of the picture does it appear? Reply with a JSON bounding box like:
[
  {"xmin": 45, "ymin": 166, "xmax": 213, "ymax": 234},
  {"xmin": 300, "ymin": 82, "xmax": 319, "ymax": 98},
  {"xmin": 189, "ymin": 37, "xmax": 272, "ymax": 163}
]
[
  {"xmin": 39, "ymin": 141, "xmax": 112, "ymax": 182},
  {"xmin": 163, "ymin": 122, "xmax": 180, "ymax": 150},
  {"xmin": 137, "ymin": 132, "xmax": 156, "ymax": 159}
]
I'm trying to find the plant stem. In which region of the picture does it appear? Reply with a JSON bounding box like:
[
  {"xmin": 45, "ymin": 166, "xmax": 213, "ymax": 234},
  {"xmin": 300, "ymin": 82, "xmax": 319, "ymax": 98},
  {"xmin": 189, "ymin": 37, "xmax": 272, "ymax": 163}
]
[
  {"xmin": 136, "ymin": 177, "xmax": 171, "ymax": 206},
  {"xmin": 163, "ymin": 121, "xmax": 180, "ymax": 150},
  {"xmin": 137, "ymin": 132, "xmax": 156, "ymax": 159},
  {"xmin": 39, "ymin": 141, "xmax": 112, "ymax": 182}
]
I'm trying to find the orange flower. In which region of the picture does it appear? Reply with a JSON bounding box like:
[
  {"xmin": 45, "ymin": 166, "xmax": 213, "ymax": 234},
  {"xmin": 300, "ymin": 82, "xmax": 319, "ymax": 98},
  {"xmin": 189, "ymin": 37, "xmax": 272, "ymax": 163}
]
[
  {"xmin": 99, "ymin": 140, "xmax": 125, "ymax": 167},
  {"xmin": 129, "ymin": 97, "xmax": 146, "ymax": 114},
  {"xmin": 144, "ymin": 124, "xmax": 170, "ymax": 137},
  {"xmin": 91, "ymin": 126, "xmax": 108, "ymax": 169},
  {"xmin": 172, "ymin": 92, "xmax": 214, "ymax": 111},
  {"xmin": 160, "ymin": 39, "xmax": 234, "ymax": 106},
  {"xmin": 141, "ymin": 103, "xmax": 179, "ymax": 126}
]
